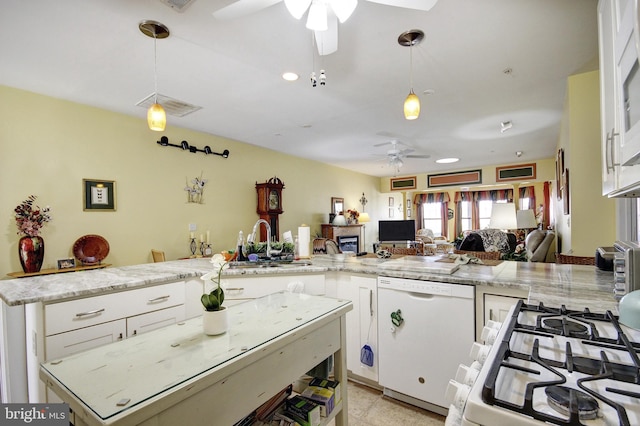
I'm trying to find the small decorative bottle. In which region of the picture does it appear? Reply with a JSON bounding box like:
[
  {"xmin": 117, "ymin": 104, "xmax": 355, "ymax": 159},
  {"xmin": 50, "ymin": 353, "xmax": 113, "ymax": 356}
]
[
  {"xmin": 294, "ymin": 235, "xmax": 300, "ymax": 261},
  {"xmin": 236, "ymin": 230, "xmax": 248, "ymax": 261}
]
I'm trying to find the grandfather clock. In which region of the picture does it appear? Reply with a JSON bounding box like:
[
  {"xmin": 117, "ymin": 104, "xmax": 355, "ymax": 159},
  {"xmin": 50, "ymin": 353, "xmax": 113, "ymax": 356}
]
[{"xmin": 255, "ymin": 176, "xmax": 284, "ymax": 242}]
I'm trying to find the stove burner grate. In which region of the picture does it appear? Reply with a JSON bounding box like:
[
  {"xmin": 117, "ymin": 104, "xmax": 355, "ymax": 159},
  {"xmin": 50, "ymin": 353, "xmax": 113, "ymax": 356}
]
[
  {"xmin": 542, "ymin": 318, "xmax": 589, "ymax": 338},
  {"xmin": 545, "ymin": 385, "xmax": 599, "ymax": 420}
]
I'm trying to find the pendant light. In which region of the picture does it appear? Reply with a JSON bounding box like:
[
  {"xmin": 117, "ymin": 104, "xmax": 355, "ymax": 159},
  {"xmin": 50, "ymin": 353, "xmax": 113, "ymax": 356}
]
[
  {"xmin": 398, "ymin": 29, "xmax": 424, "ymax": 120},
  {"xmin": 139, "ymin": 20, "xmax": 170, "ymax": 131}
]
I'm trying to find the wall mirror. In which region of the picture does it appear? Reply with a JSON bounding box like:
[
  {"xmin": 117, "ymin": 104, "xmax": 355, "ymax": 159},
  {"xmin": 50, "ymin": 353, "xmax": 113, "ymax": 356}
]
[{"xmin": 331, "ymin": 197, "xmax": 344, "ymax": 214}]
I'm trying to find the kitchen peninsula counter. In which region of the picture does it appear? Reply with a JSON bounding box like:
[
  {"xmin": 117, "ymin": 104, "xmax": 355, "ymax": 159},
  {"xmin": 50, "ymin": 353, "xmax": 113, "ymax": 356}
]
[{"xmin": 0, "ymin": 255, "xmax": 618, "ymax": 312}]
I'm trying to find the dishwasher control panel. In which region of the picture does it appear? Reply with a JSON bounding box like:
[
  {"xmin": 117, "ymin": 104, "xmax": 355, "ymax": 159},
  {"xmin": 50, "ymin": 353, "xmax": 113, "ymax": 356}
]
[{"xmin": 378, "ymin": 277, "xmax": 473, "ymax": 298}]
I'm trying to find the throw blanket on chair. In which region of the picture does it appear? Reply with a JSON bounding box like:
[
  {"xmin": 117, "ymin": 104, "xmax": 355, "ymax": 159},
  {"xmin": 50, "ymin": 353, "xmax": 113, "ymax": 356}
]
[{"xmin": 475, "ymin": 229, "xmax": 511, "ymax": 253}]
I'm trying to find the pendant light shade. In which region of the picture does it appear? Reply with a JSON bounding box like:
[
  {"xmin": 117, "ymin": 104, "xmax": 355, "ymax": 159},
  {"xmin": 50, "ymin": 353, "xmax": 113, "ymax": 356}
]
[
  {"xmin": 147, "ymin": 103, "xmax": 166, "ymax": 131},
  {"xmin": 404, "ymin": 90, "xmax": 420, "ymax": 120},
  {"xmin": 398, "ymin": 29, "xmax": 424, "ymax": 120},
  {"xmin": 139, "ymin": 20, "xmax": 170, "ymax": 132}
]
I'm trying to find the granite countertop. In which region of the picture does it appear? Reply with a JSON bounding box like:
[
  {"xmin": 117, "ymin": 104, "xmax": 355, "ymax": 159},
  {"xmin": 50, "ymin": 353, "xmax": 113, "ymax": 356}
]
[{"xmin": 0, "ymin": 255, "xmax": 619, "ymax": 313}]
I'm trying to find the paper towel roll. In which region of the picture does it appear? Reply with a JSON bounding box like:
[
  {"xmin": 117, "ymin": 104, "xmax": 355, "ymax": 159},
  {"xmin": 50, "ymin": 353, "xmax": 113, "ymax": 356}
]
[{"xmin": 298, "ymin": 225, "xmax": 310, "ymax": 259}]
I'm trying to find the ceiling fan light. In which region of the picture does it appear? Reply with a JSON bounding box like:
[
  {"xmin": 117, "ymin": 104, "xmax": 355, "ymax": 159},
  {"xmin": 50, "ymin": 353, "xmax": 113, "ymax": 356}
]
[
  {"xmin": 147, "ymin": 103, "xmax": 166, "ymax": 131},
  {"xmin": 284, "ymin": 0, "xmax": 312, "ymax": 20},
  {"xmin": 306, "ymin": 1, "xmax": 327, "ymax": 31},
  {"xmin": 404, "ymin": 90, "xmax": 420, "ymax": 120},
  {"xmin": 330, "ymin": 0, "xmax": 357, "ymax": 23}
]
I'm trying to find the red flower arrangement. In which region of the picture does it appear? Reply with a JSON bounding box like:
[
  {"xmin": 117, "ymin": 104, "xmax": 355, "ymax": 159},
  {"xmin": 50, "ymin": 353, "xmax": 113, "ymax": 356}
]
[{"xmin": 15, "ymin": 195, "xmax": 52, "ymax": 237}]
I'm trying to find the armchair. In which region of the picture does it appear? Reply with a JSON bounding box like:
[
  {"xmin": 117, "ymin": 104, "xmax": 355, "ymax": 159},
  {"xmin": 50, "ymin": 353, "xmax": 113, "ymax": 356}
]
[{"xmin": 525, "ymin": 230, "xmax": 555, "ymax": 262}]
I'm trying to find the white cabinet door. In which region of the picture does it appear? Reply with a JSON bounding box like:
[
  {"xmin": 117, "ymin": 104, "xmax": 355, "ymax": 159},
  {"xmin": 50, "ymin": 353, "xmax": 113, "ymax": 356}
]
[
  {"xmin": 600, "ymin": 0, "xmax": 621, "ymax": 194},
  {"xmin": 336, "ymin": 273, "xmax": 378, "ymax": 382},
  {"xmin": 126, "ymin": 305, "xmax": 185, "ymax": 337},
  {"xmin": 484, "ymin": 294, "xmax": 521, "ymax": 324}
]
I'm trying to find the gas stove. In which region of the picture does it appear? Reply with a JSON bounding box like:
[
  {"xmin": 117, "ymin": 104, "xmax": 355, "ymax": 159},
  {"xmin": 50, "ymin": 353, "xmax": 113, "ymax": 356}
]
[{"xmin": 446, "ymin": 300, "xmax": 640, "ymax": 426}]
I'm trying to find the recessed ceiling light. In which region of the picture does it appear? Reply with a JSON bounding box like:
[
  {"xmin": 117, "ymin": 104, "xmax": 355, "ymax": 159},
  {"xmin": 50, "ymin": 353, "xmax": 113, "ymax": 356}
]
[
  {"xmin": 436, "ymin": 157, "xmax": 459, "ymax": 164},
  {"xmin": 282, "ymin": 72, "xmax": 299, "ymax": 81}
]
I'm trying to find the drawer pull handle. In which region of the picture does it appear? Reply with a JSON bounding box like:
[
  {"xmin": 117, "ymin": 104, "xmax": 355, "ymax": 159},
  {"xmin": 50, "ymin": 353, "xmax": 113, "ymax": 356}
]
[
  {"xmin": 148, "ymin": 295, "xmax": 170, "ymax": 303},
  {"xmin": 75, "ymin": 308, "xmax": 105, "ymax": 318},
  {"xmin": 225, "ymin": 287, "xmax": 244, "ymax": 292}
]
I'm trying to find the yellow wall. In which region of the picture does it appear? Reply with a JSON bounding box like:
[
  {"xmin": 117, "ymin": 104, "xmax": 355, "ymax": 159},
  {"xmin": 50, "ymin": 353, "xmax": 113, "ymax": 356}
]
[
  {"xmin": 556, "ymin": 70, "xmax": 616, "ymax": 256},
  {"xmin": 0, "ymin": 86, "xmax": 380, "ymax": 276}
]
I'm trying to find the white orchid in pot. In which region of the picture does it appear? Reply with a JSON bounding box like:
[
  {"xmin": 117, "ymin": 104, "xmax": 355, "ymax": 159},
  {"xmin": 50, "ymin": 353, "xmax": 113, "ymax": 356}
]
[{"xmin": 200, "ymin": 253, "xmax": 229, "ymax": 335}]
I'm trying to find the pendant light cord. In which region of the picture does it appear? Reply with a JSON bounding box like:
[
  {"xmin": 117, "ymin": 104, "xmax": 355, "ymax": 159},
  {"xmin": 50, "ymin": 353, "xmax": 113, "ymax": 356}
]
[
  {"xmin": 409, "ymin": 40, "xmax": 414, "ymax": 92},
  {"xmin": 153, "ymin": 33, "xmax": 158, "ymax": 104}
]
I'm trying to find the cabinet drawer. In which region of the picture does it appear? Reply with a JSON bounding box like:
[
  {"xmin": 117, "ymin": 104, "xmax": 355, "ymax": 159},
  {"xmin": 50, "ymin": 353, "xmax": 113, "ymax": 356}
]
[
  {"xmin": 126, "ymin": 305, "xmax": 184, "ymax": 337},
  {"xmin": 44, "ymin": 282, "xmax": 185, "ymax": 336},
  {"xmin": 45, "ymin": 319, "xmax": 126, "ymax": 360},
  {"xmin": 222, "ymin": 274, "xmax": 324, "ymax": 300}
]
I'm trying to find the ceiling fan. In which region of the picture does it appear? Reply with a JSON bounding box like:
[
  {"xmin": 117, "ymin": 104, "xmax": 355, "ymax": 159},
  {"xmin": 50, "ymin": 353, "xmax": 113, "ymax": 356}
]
[
  {"xmin": 374, "ymin": 139, "xmax": 430, "ymax": 175},
  {"xmin": 212, "ymin": 0, "xmax": 438, "ymax": 55}
]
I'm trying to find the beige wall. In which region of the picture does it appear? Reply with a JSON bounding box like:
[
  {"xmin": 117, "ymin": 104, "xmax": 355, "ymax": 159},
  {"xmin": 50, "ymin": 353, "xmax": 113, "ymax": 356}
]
[
  {"xmin": 556, "ymin": 70, "xmax": 616, "ymax": 256},
  {"xmin": 0, "ymin": 86, "xmax": 380, "ymax": 275}
]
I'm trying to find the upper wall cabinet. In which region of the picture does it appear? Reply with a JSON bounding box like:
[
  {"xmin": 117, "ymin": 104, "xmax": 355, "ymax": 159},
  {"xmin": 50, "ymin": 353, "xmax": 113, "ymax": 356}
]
[{"xmin": 601, "ymin": 0, "xmax": 640, "ymax": 197}]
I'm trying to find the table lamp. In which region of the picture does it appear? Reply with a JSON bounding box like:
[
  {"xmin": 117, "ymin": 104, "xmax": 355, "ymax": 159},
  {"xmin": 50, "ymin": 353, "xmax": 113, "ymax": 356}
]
[{"xmin": 489, "ymin": 203, "xmax": 517, "ymax": 230}]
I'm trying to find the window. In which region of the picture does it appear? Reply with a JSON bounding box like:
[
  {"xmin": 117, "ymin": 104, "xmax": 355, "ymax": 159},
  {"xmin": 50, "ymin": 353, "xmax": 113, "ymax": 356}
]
[
  {"xmin": 422, "ymin": 202, "xmax": 443, "ymax": 237},
  {"xmin": 459, "ymin": 201, "xmax": 472, "ymax": 232}
]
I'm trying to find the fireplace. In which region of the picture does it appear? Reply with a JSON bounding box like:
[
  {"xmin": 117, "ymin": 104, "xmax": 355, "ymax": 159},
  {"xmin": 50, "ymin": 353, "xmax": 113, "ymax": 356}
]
[{"xmin": 337, "ymin": 235, "xmax": 359, "ymax": 253}]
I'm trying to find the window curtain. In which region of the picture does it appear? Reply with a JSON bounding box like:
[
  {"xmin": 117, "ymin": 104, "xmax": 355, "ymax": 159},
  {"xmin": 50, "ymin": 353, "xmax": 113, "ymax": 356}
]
[
  {"xmin": 542, "ymin": 181, "xmax": 551, "ymax": 229},
  {"xmin": 518, "ymin": 186, "xmax": 536, "ymax": 211},
  {"xmin": 413, "ymin": 192, "xmax": 450, "ymax": 236},
  {"xmin": 454, "ymin": 189, "xmax": 514, "ymax": 232}
]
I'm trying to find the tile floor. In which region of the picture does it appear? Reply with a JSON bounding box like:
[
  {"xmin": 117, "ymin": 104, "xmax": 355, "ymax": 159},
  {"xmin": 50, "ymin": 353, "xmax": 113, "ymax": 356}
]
[{"xmin": 328, "ymin": 381, "xmax": 446, "ymax": 426}]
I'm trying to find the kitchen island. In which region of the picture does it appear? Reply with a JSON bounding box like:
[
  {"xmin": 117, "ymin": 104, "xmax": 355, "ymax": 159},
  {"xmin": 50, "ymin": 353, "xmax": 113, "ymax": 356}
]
[{"xmin": 40, "ymin": 292, "xmax": 351, "ymax": 426}]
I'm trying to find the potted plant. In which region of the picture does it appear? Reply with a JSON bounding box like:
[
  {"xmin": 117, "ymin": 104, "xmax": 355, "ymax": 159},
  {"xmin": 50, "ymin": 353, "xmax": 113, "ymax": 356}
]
[{"xmin": 200, "ymin": 253, "xmax": 229, "ymax": 335}]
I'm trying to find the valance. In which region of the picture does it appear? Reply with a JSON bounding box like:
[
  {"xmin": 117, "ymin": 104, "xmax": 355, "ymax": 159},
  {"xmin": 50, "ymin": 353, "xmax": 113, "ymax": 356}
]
[
  {"xmin": 413, "ymin": 192, "xmax": 450, "ymax": 204},
  {"xmin": 453, "ymin": 189, "xmax": 513, "ymax": 202}
]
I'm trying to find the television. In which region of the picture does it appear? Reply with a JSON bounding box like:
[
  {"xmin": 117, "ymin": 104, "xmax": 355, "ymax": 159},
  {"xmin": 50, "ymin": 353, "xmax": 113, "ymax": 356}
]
[{"xmin": 378, "ymin": 220, "xmax": 416, "ymax": 242}]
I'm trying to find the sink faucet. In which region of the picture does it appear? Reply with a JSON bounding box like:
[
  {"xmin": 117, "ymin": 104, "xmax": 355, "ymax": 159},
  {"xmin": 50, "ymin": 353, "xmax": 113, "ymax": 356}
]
[{"xmin": 249, "ymin": 219, "xmax": 271, "ymax": 257}]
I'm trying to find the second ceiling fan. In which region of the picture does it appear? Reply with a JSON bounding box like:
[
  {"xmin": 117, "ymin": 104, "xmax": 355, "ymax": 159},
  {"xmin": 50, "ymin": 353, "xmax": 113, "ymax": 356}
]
[{"xmin": 212, "ymin": 0, "xmax": 438, "ymax": 55}]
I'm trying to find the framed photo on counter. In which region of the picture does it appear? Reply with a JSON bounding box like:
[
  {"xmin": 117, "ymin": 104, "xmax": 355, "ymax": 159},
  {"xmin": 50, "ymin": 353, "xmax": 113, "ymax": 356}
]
[{"xmin": 83, "ymin": 179, "xmax": 116, "ymax": 211}]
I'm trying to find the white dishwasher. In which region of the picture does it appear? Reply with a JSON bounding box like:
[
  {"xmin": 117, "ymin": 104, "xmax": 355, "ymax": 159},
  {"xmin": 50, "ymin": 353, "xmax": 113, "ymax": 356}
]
[{"xmin": 377, "ymin": 276, "xmax": 475, "ymax": 415}]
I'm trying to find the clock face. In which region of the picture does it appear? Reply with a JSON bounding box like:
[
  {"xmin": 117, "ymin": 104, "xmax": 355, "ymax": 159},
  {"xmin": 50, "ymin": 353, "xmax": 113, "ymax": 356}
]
[{"xmin": 269, "ymin": 190, "xmax": 279, "ymax": 210}]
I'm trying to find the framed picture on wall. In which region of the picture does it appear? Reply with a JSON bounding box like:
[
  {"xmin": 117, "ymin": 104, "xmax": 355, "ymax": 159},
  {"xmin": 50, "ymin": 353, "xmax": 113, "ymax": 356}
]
[
  {"xmin": 83, "ymin": 179, "xmax": 116, "ymax": 211},
  {"xmin": 563, "ymin": 169, "xmax": 570, "ymax": 214}
]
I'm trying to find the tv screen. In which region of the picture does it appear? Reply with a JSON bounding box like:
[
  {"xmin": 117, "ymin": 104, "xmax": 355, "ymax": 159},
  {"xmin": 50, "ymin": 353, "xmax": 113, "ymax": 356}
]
[{"xmin": 378, "ymin": 220, "xmax": 416, "ymax": 242}]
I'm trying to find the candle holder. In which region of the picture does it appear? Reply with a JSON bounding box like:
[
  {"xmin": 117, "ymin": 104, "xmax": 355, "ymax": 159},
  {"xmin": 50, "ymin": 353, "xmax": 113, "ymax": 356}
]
[
  {"xmin": 200, "ymin": 241, "xmax": 206, "ymax": 256},
  {"xmin": 190, "ymin": 238, "xmax": 197, "ymax": 256}
]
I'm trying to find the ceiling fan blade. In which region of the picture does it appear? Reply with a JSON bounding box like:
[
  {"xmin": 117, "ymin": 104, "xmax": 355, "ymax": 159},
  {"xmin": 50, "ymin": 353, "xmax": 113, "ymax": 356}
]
[
  {"xmin": 212, "ymin": 0, "xmax": 282, "ymax": 20},
  {"xmin": 366, "ymin": 0, "xmax": 438, "ymax": 12},
  {"xmin": 314, "ymin": 14, "xmax": 338, "ymax": 56},
  {"xmin": 405, "ymin": 154, "xmax": 431, "ymax": 159}
]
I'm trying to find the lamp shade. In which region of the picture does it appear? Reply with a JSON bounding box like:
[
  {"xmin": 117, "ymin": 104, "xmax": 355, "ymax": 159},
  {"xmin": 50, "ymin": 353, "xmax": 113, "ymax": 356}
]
[
  {"xmin": 516, "ymin": 209, "xmax": 537, "ymax": 229},
  {"xmin": 332, "ymin": 214, "xmax": 347, "ymax": 226},
  {"xmin": 404, "ymin": 90, "xmax": 420, "ymax": 120},
  {"xmin": 359, "ymin": 212, "xmax": 370, "ymax": 224},
  {"xmin": 489, "ymin": 203, "xmax": 517, "ymax": 230},
  {"xmin": 147, "ymin": 103, "xmax": 166, "ymax": 131}
]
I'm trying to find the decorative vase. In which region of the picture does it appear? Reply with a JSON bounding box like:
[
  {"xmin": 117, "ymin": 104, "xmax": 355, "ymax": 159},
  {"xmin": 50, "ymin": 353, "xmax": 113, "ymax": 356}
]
[
  {"xmin": 19, "ymin": 236, "xmax": 45, "ymax": 273},
  {"xmin": 202, "ymin": 307, "xmax": 228, "ymax": 335}
]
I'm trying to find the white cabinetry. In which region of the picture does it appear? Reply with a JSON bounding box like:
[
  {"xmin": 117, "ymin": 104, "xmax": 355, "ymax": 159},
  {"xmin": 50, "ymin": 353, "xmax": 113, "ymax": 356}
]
[
  {"xmin": 26, "ymin": 282, "xmax": 186, "ymax": 403},
  {"xmin": 221, "ymin": 273, "xmax": 325, "ymax": 306},
  {"xmin": 335, "ymin": 273, "xmax": 378, "ymax": 383},
  {"xmin": 600, "ymin": 0, "xmax": 621, "ymax": 194},
  {"xmin": 600, "ymin": 0, "xmax": 640, "ymax": 196},
  {"xmin": 475, "ymin": 285, "xmax": 528, "ymax": 340}
]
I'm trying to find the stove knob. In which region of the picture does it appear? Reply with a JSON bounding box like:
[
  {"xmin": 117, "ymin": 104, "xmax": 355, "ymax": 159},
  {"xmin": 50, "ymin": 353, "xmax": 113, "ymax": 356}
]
[
  {"xmin": 485, "ymin": 319, "xmax": 502, "ymax": 330},
  {"xmin": 444, "ymin": 379, "xmax": 471, "ymax": 411},
  {"xmin": 480, "ymin": 325, "xmax": 499, "ymax": 345},
  {"xmin": 454, "ymin": 364, "xmax": 480, "ymax": 386},
  {"xmin": 470, "ymin": 342, "xmax": 491, "ymax": 365},
  {"xmin": 469, "ymin": 360, "xmax": 483, "ymax": 371},
  {"xmin": 444, "ymin": 404, "xmax": 462, "ymax": 426}
]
